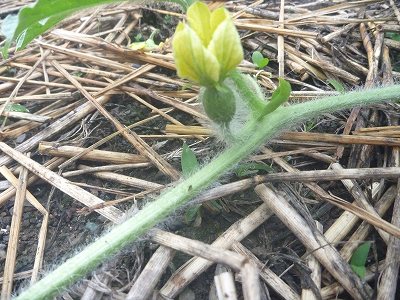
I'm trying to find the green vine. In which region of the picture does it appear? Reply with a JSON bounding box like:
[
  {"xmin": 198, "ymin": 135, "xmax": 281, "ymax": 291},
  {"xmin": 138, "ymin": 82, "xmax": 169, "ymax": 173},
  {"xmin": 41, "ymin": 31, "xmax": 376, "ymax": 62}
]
[
  {"xmin": 5, "ymin": 1, "xmax": 400, "ymax": 299},
  {"xmin": 16, "ymin": 84, "xmax": 400, "ymax": 300}
]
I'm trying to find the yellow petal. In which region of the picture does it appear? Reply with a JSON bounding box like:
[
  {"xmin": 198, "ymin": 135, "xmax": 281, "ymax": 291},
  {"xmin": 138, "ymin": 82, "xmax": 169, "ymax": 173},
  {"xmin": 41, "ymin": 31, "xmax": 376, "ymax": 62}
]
[
  {"xmin": 173, "ymin": 23, "xmax": 201, "ymax": 83},
  {"xmin": 187, "ymin": 1, "xmax": 212, "ymax": 46},
  {"xmin": 173, "ymin": 22, "xmax": 220, "ymax": 85},
  {"xmin": 208, "ymin": 19, "xmax": 243, "ymax": 78},
  {"xmin": 210, "ymin": 7, "xmax": 229, "ymax": 34}
]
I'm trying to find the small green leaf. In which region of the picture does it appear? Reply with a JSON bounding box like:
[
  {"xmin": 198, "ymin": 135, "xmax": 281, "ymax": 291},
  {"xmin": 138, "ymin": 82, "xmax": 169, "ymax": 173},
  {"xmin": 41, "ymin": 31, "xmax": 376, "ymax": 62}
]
[
  {"xmin": 270, "ymin": 78, "xmax": 291, "ymax": 105},
  {"xmin": 350, "ymin": 242, "xmax": 371, "ymax": 278},
  {"xmin": 203, "ymin": 199, "xmax": 222, "ymax": 214},
  {"xmin": 252, "ymin": 51, "xmax": 269, "ymax": 69},
  {"xmin": 351, "ymin": 265, "xmax": 366, "ymax": 279},
  {"xmin": 1, "ymin": 14, "xmax": 18, "ymax": 58},
  {"xmin": 5, "ymin": 103, "xmax": 29, "ymax": 113},
  {"xmin": 2, "ymin": 0, "xmax": 189, "ymax": 54},
  {"xmin": 3, "ymin": 0, "xmax": 80, "ymax": 52},
  {"xmin": 386, "ymin": 32, "xmax": 400, "ymax": 41},
  {"xmin": 1, "ymin": 14, "xmax": 18, "ymax": 41},
  {"xmin": 181, "ymin": 82, "xmax": 193, "ymax": 91},
  {"xmin": 129, "ymin": 30, "xmax": 160, "ymax": 51},
  {"xmin": 134, "ymin": 33, "xmax": 143, "ymax": 42},
  {"xmin": 304, "ymin": 120, "xmax": 317, "ymax": 132},
  {"xmin": 0, "ymin": 104, "xmax": 29, "ymax": 123},
  {"xmin": 184, "ymin": 204, "xmax": 202, "ymax": 224},
  {"xmin": 181, "ymin": 142, "xmax": 199, "ymax": 177},
  {"xmin": 234, "ymin": 162, "xmax": 273, "ymax": 177},
  {"xmin": 327, "ymin": 79, "xmax": 345, "ymax": 94},
  {"xmin": 72, "ymin": 71, "xmax": 84, "ymax": 77},
  {"xmin": 260, "ymin": 78, "xmax": 291, "ymax": 117}
]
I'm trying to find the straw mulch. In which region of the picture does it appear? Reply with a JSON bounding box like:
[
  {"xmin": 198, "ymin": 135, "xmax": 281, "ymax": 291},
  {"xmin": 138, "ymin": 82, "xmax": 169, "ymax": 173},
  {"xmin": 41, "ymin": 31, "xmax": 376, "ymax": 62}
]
[{"xmin": 1, "ymin": 0, "xmax": 400, "ymax": 299}]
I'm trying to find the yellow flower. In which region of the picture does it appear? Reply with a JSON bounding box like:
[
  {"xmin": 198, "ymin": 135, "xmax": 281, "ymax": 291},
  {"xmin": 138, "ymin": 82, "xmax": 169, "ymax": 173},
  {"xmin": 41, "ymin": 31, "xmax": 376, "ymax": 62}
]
[{"xmin": 172, "ymin": 1, "xmax": 243, "ymax": 86}]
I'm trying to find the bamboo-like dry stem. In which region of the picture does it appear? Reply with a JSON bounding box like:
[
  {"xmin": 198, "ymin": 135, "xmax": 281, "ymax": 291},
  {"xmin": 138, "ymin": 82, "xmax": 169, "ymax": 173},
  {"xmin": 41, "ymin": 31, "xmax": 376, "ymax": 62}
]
[
  {"xmin": 232, "ymin": 242, "xmax": 300, "ymax": 300},
  {"xmin": 31, "ymin": 214, "xmax": 48, "ymax": 284},
  {"xmin": 77, "ymin": 165, "xmax": 163, "ymax": 190},
  {"xmin": 277, "ymin": 0, "xmax": 285, "ymax": 77},
  {"xmin": 38, "ymin": 142, "xmax": 148, "ymax": 164},
  {"xmin": 148, "ymin": 229, "xmax": 245, "ymax": 271},
  {"xmin": 0, "ymin": 142, "xmax": 122, "ymax": 223},
  {"xmin": 62, "ymin": 163, "xmax": 151, "ymax": 177},
  {"xmin": 2, "ymin": 111, "xmax": 51, "ymax": 123},
  {"xmin": 214, "ymin": 269, "xmax": 237, "ymax": 300},
  {"xmin": 301, "ymin": 222, "xmax": 322, "ymax": 300},
  {"xmin": 256, "ymin": 166, "xmax": 400, "ymax": 182},
  {"xmin": 126, "ymin": 246, "xmax": 175, "ymax": 300},
  {"xmin": 377, "ymin": 181, "xmax": 400, "ymax": 298},
  {"xmin": 160, "ymin": 204, "xmax": 273, "ymax": 298},
  {"xmin": 255, "ymin": 184, "xmax": 371, "ymax": 300},
  {"xmin": 50, "ymin": 60, "xmax": 180, "ymax": 180},
  {"xmin": 148, "ymin": 228, "xmax": 261, "ymax": 300},
  {"xmin": 166, "ymin": 124, "xmax": 400, "ymax": 147},
  {"xmin": 339, "ymin": 185, "xmax": 397, "ymax": 262},
  {"xmin": 331, "ymin": 163, "xmax": 389, "ymax": 243},
  {"xmin": 1, "ymin": 166, "xmax": 28, "ymax": 300}
]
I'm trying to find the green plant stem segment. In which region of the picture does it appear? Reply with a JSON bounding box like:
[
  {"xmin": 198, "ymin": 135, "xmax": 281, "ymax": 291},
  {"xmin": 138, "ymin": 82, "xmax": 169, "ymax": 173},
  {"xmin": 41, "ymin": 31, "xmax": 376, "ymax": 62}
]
[
  {"xmin": 17, "ymin": 84, "xmax": 400, "ymax": 299},
  {"xmin": 230, "ymin": 71, "xmax": 266, "ymax": 114}
]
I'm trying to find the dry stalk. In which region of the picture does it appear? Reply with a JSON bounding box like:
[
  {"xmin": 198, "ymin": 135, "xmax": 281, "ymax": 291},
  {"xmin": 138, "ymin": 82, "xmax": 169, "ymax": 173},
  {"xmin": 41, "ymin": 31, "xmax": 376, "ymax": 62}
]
[
  {"xmin": 0, "ymin": 142, "xmax": 122, "ymax": 223},
  {"xmin": 232, "ymin": 242, "xmax": 300, "ymax": 300},
  {"xmin": 0, "ymin": 166, "xmax": 48, "ymax": 283},
  {"xmin": 160, "ymin": 203, "xmax": 273, "ymax": 298},
  {"xmin": 1, "ymin": 165, "xmax": 28, "ymax": 300},
  {"xmin": 377, "ymin": 150, "xmax": 400, "ymax": 299},
  {"xmin": 166, "ymin": 124, "xmax": 400, "ymax": 147},
  {"xmin": 127, "ymin": 246, "xmax": 175, "ymax": 300},
  {"xmin": 255, "ymin": 184, "xmax": 371, "ymax": 300},
  {"xmin": 38, "ymin": 142, "xmax": 149, "ymax": 164},
  {"xmin": 0, "ymin": 158, "xmax": 64, "ymax": 207},
  {"xmin": 148, "ymin": 228, "xmax": 260, "ymax": 300},
  {"xmin": 331, "ymin": 162, "xmax": 389, "ymax": 243},
  {"xmin": 339, "ymin": 185, "xmax": 397, "ymax": 262},
  {"xmin": 301, "ymin": 222, "xmax": 323, "ymax": 300},
  {"xmin": 77, "ymin": 165, "xmax": 163, "ymax": 190},
  {"xmin": 62, "ymin": 163, "xmax": 151, "ymax": 177},
  {"xmin": 80, "ymin": 273, "xmax": 112, "ymax": 300},
  {"xmin": 277, "ymin": 0, "xmax": 285, "ymax": 77},
  {"xmin": 214, "ymin": 265, "xmax": 237, "ymax": 300}
]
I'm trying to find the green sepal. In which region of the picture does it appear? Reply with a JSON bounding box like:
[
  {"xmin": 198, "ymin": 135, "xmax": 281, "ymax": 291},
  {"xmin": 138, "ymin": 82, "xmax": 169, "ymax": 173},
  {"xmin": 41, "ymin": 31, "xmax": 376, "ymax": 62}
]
[{"xmin": 201, "ymin": 84, "xmax": 236, "ymax": 126}]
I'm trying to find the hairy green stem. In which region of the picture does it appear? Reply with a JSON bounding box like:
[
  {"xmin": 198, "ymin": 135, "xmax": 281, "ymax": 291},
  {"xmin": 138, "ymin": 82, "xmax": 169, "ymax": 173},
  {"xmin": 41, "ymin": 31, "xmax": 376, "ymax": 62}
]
[
  {"xmin": 17, "ymin": 84, "xmax": 400, "ymax": 299},
  {"xmin": 230, "ymin": 71, "xmax": 266, "ymax": 113}
]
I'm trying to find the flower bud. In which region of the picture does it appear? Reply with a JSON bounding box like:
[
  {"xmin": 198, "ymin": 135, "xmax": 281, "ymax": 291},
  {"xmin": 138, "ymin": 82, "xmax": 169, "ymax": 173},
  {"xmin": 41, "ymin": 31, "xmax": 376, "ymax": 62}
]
[{"xmin": 172, "ymin": 1, "xmax": 243, "ymax": 87}]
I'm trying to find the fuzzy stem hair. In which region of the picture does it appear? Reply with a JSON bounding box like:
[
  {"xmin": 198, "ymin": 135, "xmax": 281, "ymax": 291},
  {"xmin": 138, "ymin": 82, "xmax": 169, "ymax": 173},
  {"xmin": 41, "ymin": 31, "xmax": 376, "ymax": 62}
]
[{"xmin": 16, "ymin": 84, "xmax": 400, "ymax": 299}]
